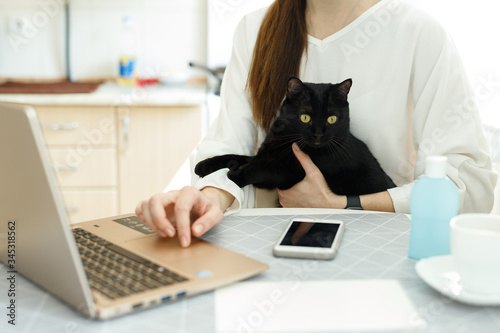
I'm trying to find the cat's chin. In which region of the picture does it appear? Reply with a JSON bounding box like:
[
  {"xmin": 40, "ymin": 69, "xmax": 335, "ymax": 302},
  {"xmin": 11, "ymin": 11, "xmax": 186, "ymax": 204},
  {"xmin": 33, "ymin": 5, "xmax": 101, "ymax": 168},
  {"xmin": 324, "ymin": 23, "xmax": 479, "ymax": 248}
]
[{"xmin": 303, "ymin": 142, "xmax": 328, "ymax": 150}]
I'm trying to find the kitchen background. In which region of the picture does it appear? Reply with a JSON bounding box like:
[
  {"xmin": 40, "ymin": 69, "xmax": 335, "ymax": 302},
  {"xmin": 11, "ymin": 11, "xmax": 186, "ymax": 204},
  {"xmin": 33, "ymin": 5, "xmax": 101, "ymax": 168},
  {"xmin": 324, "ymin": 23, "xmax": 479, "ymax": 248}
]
[
  {"xmin": 0, "ymin": 0, "xmax": 275, "ymax": 82},
  {"xmin": 0, "ymin": 0, "xmax": 499, "ymax": 216},
  {"xmin": 0, "ymin": 0, "xmax": 499, "ymax": 123}
]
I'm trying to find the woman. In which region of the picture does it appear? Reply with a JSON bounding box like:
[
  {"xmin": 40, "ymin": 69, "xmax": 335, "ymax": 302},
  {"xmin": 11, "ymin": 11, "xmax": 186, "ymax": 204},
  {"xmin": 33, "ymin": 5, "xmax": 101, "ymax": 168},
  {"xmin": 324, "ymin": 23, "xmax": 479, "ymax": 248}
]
[{"xmin": 137, "ymin": 0, "xmax": 496, "ymax": 247}]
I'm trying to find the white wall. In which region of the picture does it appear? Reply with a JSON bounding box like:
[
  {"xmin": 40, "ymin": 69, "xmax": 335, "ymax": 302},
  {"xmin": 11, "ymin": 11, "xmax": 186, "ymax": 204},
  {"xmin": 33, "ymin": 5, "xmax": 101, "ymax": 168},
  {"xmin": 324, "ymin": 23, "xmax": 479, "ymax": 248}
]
[
  {"xmin": 0, "ymin": 0, "xmax": 66, "ymax": 79},
  {"xmin": 207, "ymin": 0, "xmax": 273, "ymax": 68},
  {"xmin": 415, "ymin": 0, "xmax": 500, "ymax": 128},
  {"xmin": 0, "ymin": 0, "xmax": 207, "ymax": 80}
]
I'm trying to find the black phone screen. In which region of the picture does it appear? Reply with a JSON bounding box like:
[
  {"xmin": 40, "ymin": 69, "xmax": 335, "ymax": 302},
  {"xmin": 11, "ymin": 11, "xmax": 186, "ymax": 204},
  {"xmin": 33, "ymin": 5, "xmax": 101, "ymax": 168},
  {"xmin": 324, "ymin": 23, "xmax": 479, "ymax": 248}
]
[{"xmin": 279, "ymin": 221, "xmax": 340, "ymax": 248}]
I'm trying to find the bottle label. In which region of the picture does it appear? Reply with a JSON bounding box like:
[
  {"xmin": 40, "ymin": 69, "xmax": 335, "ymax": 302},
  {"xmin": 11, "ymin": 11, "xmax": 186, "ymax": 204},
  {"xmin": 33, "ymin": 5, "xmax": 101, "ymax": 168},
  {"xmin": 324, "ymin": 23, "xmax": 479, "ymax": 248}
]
[{"xmin": 119, "ymin": 56, "xmax": 137, "ymax": 79}]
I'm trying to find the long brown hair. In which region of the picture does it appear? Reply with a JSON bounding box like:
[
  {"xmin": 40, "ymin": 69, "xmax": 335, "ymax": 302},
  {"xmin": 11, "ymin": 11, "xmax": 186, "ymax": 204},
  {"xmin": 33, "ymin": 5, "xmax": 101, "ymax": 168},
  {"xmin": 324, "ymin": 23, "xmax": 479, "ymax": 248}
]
[{"xmin": 247, "ymin": 0, "xmax": 308, "ymax": 131}]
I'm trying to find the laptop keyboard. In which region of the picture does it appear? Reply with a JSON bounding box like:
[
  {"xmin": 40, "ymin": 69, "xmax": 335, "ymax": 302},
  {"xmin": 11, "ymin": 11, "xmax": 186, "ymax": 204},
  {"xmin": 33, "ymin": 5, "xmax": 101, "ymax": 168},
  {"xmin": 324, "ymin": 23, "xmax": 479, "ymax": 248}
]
[{"xmin": 72, "ymin": 228, "xmax": 188, "ymax": 300}]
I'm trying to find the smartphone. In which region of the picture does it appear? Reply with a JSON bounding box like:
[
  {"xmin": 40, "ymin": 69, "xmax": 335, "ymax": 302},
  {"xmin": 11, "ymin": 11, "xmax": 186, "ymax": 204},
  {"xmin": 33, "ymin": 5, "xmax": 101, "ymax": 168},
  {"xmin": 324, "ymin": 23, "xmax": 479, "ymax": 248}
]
[{"xmin": 273, "ymin": 218, "xmax": 345, "ymax": 260}]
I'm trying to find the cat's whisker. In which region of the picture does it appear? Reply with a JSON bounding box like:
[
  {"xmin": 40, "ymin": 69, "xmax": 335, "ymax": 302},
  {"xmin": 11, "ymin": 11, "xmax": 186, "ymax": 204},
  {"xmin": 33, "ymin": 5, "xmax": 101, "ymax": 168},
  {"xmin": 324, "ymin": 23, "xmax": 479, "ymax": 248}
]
[
  {"xmin": 274, "ymin": 145, "xmax": 297, "ymax": 160},
  {"xmin": 272, "ymin": 136, "xmax": 303, "ymax": 150},
  {"xmin": 277, "ymin": 137, "xmax": 307, "ymax": 162},
  {"xmin": 329, "ymin": 139, "xmax": 356, "ymax": 169},
  {"xmin": 329, "ymin": 140, "xmax": 348, "ymax": 158},
  {"xmin": 326, "ymin": 143, "xmax": 346, "ymax": 168},
  {"xmin": 338, "ymin": 150, "xmax": 353, "ymax": 170},
  {"xmin": 330, "ymin": 141, "xmax": 352, "ymax": 163},
  {"xmin": 296, "ymin": 139, "xmax": 306, "ymax": 151}
]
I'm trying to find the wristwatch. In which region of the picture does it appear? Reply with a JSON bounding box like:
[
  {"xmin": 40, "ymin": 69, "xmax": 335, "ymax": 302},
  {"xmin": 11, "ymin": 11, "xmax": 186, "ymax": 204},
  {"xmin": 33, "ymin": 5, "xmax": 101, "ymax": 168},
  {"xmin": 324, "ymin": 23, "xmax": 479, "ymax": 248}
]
[{"xmin": 345, "ymin": 195, "xmax": 363, "ymax": 210}]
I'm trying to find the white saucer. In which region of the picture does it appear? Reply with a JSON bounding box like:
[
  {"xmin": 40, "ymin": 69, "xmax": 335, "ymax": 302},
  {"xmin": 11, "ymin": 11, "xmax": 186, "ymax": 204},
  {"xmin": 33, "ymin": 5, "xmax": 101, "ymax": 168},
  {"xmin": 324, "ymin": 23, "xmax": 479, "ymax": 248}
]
[{"xmin": 415, "ymin": 255, "xmax": 500, "ymax": 306}]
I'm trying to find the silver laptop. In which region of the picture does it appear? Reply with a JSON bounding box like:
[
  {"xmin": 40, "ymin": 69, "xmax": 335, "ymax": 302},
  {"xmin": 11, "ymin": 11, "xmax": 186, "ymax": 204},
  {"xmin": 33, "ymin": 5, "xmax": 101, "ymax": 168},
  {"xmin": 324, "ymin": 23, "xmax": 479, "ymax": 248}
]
[{"xmin": 0, "ymin": 102, "xmax": 268, "ymax": 319}]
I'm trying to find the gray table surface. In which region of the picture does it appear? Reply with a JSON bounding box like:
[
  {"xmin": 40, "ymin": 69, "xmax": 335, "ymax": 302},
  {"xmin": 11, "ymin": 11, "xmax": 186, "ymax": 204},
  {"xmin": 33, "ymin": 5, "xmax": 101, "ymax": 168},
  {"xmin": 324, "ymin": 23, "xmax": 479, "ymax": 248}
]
[{"xmin": 1, "ymin": 208, "xmax": 499, "ymax": 333}]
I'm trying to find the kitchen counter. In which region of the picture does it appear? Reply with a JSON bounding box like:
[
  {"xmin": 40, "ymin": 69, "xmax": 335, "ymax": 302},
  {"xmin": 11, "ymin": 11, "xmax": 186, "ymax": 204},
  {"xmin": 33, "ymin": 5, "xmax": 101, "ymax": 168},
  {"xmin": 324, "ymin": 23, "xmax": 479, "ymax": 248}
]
[
  {"xmin": 0, "ymin": 81, "xmax": 206, "ymax": 107},
  {"xmin": 1, "ymin": 82, "xmax": 206, "ymax": 222}
]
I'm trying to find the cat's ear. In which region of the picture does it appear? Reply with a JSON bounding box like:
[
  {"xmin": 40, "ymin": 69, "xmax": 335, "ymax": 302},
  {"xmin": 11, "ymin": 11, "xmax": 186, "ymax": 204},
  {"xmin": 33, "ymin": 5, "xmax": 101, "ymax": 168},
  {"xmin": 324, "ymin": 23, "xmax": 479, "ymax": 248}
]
[
  {"xmin": 286, "ymin": 76, "xmax": 306, "ymax": 99},
  {"xmin": 339, "ymin": 79, "xmax": 352, "ymax": 97}
]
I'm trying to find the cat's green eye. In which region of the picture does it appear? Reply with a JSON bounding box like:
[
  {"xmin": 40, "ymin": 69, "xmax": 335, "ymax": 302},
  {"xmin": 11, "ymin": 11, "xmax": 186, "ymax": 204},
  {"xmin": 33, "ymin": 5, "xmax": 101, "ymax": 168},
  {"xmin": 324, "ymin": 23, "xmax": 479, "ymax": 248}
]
[
  {"xmin": 300, "ymin": 114, "xmax": 311, "ymax": 123},
  {"xmin": 327, "ymin": 115, "xmax": 337, "ymax": 124}
]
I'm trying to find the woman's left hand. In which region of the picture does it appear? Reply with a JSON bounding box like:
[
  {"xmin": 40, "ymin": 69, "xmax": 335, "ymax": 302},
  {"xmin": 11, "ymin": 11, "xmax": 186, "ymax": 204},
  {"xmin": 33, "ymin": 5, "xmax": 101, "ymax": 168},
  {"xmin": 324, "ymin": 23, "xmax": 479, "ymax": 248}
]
[{"xmin": 277, "ymin": 143, "xmax": 347, "ymax": 208}]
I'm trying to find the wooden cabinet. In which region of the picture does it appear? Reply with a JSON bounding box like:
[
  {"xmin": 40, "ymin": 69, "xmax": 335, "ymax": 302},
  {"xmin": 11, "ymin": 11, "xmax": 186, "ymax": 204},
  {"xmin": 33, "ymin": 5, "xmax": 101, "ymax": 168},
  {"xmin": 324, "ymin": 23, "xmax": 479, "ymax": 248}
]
[
  {"xmin": 35, "ymin": 105, "xmax": 201, "ymax": 223},
  {"xmin": 116, "ymin": 106, "xmax": 202, "ymax": 213}
]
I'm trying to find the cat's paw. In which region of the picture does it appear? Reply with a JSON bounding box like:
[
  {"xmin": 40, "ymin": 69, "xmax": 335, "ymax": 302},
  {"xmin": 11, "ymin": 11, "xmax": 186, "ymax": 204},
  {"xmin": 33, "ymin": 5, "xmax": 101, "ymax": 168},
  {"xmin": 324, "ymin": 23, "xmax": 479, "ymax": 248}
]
[
  {"xmin": 195, "ymin": 155, "xmax": 245, "ymax": 177},
  {"xmin": 194, "ymin": 159, "xmax": 219, "ymax": 177},
  {"xmin": 227, "ymin": 168, "xmax": 246, "ymax": 188}
]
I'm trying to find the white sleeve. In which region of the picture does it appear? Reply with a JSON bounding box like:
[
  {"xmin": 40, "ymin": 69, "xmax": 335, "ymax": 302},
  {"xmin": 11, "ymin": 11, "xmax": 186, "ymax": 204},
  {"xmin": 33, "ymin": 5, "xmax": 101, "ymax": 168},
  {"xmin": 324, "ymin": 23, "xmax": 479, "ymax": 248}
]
[
  {"xmin": 190, "ymin": 15, "xmax": 259, "ymax": 214},
  {"xmin": 388, "ymin": 19, "xmax": 497, "ymax": 213}
]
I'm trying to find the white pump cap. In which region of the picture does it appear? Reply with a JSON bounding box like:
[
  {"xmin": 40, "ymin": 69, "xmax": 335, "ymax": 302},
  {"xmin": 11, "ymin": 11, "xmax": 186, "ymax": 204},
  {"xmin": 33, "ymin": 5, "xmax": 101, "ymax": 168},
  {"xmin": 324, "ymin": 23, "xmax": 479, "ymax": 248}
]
[{"xmin": 425, "ymin": 155, "xmax": 447, "ymax": 178}]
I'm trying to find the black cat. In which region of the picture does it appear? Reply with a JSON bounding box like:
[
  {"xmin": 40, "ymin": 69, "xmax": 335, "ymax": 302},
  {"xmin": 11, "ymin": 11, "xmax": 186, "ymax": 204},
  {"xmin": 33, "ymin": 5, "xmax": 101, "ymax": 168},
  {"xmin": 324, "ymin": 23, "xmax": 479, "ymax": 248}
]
[{"xmin": 195, "ymin": 76, "xmax": 395, "ymax": 195}]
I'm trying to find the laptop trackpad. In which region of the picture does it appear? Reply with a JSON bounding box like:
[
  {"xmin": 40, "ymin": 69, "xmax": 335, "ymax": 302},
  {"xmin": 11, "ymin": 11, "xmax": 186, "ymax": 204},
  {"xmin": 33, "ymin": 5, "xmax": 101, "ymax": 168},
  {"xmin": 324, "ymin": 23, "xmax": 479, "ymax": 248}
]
[{"xmin": 125, "ymin": 236, "xmax": 219, "ymax": 266}]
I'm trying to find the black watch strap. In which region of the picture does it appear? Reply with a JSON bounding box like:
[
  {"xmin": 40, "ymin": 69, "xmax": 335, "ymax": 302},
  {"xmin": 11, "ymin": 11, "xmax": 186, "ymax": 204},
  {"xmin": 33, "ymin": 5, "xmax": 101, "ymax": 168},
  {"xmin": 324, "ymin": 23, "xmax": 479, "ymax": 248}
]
[{"xmin": 345, "ymin": 195, "xmax": 363, "ymax": 210}]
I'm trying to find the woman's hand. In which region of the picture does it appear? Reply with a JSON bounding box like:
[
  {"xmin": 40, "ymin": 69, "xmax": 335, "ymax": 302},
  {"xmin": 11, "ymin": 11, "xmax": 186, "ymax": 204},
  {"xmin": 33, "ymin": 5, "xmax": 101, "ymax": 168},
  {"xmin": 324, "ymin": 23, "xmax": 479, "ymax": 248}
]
[
  {"xmin": 278, "ymin": 143, "xmax": 395, "ymax": 212},
  {"xmin": 277, "ymin": 143, "xmax": 347, "ymax": 208},
  {"xmin": 135, "ymin": 186, "xmax": 234, "ymax": 247}
]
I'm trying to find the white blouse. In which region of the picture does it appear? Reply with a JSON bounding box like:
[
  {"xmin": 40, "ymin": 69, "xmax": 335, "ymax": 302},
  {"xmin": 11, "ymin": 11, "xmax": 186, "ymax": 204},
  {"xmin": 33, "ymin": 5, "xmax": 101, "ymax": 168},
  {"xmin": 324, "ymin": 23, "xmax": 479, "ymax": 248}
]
[{"xmin": 192, "ymin": 0, "xmax": 497, "ymax": 214}]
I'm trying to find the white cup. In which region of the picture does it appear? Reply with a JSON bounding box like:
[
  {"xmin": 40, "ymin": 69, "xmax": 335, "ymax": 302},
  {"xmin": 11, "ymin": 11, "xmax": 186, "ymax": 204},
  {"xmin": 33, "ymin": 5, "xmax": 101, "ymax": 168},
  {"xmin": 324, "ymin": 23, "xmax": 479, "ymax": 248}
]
[{"xmin": 450, "ymin": 214, "xmax": 500, "ymax": 295}]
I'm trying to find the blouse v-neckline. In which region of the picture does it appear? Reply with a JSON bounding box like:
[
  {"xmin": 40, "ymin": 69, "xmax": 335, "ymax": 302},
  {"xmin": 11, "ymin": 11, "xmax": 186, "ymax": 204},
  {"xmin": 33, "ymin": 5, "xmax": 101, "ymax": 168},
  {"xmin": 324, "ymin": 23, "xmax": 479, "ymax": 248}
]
[{"xmin": 307, "ymin": 0, "xmax": 391, "ymax": 48}]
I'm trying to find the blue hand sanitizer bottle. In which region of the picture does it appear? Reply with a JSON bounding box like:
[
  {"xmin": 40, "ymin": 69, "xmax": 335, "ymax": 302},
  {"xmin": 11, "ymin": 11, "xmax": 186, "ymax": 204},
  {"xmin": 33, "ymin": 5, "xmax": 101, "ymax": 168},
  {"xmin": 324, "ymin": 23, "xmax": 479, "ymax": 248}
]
[{"xmin": 408, "ymin": 156, "xmax": 459, "ymax": 260}]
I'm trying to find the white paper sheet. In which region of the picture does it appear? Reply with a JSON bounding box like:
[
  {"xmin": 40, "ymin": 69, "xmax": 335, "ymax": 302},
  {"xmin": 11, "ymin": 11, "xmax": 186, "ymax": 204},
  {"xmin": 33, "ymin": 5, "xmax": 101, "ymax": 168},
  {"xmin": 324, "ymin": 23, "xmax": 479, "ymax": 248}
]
[{"xmin": 215, "ymin": 280, "xmax": 424, "ymax": 332}]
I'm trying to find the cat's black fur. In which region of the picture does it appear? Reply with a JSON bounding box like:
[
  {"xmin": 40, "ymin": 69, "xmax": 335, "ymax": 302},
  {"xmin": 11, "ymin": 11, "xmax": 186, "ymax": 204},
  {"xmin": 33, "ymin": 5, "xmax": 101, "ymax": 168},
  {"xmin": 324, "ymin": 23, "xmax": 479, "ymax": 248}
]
[{"xmin": 195, "ymin": 77, "xmax": 395, "ymax": 195}]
